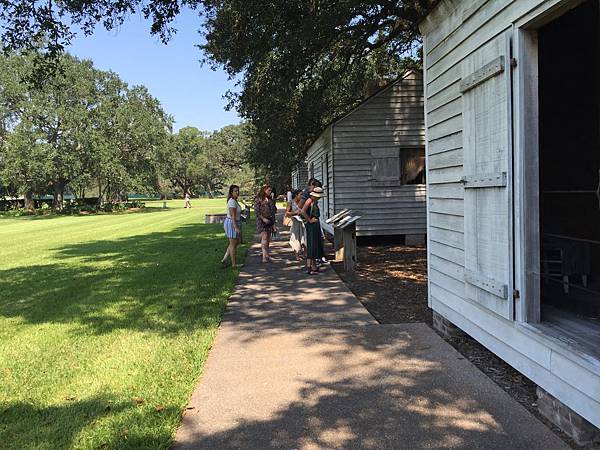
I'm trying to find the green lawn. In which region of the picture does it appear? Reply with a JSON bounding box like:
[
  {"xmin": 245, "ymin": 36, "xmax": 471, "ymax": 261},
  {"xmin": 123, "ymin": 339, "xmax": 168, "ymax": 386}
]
[{"xmin": 0, "ymin": 199, "xmax": 253, "ymax": 449}]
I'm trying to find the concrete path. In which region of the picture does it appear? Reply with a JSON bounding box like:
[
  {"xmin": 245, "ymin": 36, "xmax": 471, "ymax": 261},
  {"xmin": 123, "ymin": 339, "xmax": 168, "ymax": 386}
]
[{"xmin": 173, "ymin": 233, "xmax": 569, "ymax": 449}]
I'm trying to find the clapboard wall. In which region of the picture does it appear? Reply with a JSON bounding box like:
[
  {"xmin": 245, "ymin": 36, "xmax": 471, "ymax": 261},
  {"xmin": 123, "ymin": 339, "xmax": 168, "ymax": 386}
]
[
  {"xmin": 334, "ymin": 71, "xmax": 426, "ymax": 236},
  {"xmin": 305, "ymin": 71, "xmax": 426, "ymax": 236},
  {"xmin": 291, "ymin": 162, "xmax": 308, "ymax": 190},
  {"xmin": 420, "ymin": 0, "xmax": 600, "ymax": 428},
  {"xmin": 305, "ymin": 127, "xmax": 334, "ymax": 218}
]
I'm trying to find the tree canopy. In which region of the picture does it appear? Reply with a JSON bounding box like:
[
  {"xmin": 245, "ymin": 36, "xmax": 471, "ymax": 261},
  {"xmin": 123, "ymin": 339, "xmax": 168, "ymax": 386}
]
[
  {"xmin": 0, "ymin": 52, "xmax": 173, "ymax": 209},
  {"xmin": 164, "ymin": 123, "xmax": 256, "ymax": 199},
  {"xmin": 0, "ymin": 0, "xmax": 434, "ymax": 188}
]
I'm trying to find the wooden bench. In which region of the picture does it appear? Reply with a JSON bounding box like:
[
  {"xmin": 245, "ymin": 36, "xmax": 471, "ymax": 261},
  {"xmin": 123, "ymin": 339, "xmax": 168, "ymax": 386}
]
[{"xmin": 205, "ymin": 213, "xmax": 227, "ymax": 224}]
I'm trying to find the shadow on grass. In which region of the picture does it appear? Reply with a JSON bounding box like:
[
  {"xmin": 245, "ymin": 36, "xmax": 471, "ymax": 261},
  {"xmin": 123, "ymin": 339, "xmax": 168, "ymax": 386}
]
[
  {"xmin": 0, "ymin": 222, "xmax": 248, "ymax": 335},
  {"xmin": 0, "ymin": 395, "xmax": 181, "ymax": 449}
]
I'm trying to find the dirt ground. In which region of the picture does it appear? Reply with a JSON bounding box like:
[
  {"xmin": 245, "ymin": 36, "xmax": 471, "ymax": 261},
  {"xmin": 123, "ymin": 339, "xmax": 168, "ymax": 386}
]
[{"xmin": 331, "ymin": 242, "xmax": 598, "ymax": 450}]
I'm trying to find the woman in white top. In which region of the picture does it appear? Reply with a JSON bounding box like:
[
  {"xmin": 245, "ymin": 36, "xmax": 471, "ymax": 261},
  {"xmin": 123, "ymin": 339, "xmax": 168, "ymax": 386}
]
[
  {"xmin": 221, "ymin": 184, "xmax": 242, "ymax": 267},
  {"xmin": 285, "ymin": 189, "xmax": 306, "ymax": 260}
]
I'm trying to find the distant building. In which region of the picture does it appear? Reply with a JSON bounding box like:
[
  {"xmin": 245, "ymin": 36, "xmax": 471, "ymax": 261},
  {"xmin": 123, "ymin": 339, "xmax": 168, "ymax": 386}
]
[{"xmin": 302, "ymin": 71, "xmax": 426, "ymax": 239}]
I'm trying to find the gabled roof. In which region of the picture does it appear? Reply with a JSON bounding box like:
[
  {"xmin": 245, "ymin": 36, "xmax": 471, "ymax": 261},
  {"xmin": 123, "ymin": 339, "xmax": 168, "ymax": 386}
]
[{"xmin": 305, "ymin": 69, "xmax": 422, "ymax": 153}]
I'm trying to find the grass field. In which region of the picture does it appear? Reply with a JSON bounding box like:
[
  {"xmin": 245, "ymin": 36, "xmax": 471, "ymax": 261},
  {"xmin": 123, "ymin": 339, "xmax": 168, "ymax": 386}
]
[{"xmin": 0, "ymin": 199, "xmax": 253, "ymax": 449}]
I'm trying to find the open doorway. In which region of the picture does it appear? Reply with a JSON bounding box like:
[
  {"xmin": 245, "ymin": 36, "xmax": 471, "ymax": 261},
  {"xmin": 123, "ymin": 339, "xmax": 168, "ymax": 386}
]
[{"xmin": 537, "ymin": 0, "xmax": 600, "ymax": 354}]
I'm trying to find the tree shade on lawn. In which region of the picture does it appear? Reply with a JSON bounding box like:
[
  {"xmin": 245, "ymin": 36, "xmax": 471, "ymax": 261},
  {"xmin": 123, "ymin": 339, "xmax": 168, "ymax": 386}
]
[{"xmin": 0, "ymin": 199, "xmax": 252, "ymax": 449}]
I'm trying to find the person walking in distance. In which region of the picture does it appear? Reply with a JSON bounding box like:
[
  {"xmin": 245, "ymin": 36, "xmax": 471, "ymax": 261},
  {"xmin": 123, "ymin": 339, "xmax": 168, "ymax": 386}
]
[{"xmin": 184, "ymin": 191, "xmax": 192, "ymax": 209}]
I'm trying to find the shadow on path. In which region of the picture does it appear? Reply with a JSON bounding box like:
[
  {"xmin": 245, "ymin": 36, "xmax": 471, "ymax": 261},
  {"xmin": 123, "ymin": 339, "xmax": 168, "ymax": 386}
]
[{"xmin": 174, "ymin": 235, "xmax": 568, "ymax": 450}]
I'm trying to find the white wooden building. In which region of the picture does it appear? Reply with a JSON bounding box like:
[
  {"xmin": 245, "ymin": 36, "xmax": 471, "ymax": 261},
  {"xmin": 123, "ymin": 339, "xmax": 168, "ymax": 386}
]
[
  {"xmin": 304, "ymin": 71, "xmax": 426, "ymax": 238},
  {"xmin": 420, "ymin": 0, "xmax": 600, "ymax": 436},
  {"xmin": 291, "ymin": 162, "xmax": 308, "ymax": 190}
]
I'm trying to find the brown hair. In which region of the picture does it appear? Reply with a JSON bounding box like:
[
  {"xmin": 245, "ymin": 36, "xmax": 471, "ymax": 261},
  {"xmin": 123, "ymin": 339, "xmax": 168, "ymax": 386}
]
[
  {"xmin": 256, "ymin": 184, "xmax": 272, "ymax": 201},
  {"xmin": 227, "ymin": 184, "xmax": 240, "ymax": 202}
]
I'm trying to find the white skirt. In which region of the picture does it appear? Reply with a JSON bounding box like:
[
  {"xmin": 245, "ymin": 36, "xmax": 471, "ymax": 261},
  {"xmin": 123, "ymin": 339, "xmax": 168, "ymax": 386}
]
[{"xmin": 289, "ymin": 219, "xmax": 306, "ymax": 253}]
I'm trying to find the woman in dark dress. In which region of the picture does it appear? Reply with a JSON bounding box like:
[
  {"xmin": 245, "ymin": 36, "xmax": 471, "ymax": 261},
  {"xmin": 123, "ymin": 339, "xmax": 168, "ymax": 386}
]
[
  {"xmin": 255, "ymin": 184, "xmax": 278, "ymax": 262},
  {"xmin": 301, "ymin": 186, "xmax": 325, "ymax": 274}
]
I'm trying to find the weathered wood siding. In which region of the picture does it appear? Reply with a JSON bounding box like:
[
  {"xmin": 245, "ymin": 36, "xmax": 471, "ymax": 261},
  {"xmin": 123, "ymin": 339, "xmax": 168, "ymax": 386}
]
[
  {"xmin": 305, "ymin": 126, "xmax": 334, "ymax": 218},
  {"xmin": 332, "ymin": 71, "xmax": 426, "ymax": 236},
  {"xmin": 291, "ymin": 162, "xmax": 308, "ymax": 190},
  {"xmin": 420, "ymin": 0, "xmax": 600, "ymax": 428}
]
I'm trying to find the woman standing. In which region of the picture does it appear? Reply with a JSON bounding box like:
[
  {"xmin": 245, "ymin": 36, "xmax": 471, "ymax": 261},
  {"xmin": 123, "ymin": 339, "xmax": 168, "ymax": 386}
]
[
  {"xmin": 221, "ymin": 185, "xmax": 242, "ymax": 267},
  {"xmin": 301, "ymin": 186, "xmax": 325, "ymax": 274},
  {"xmin": 255, "ymin": 184, "xmax": 278, "ymax": 262},
  {"xmin": 285, "ymin": 189, "xmax": 306, "ymax": 260}
]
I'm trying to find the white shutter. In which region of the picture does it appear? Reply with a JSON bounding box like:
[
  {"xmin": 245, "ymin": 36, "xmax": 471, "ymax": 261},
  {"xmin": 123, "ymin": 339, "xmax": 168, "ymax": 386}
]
[{"xmin": 461, "ymin": 30, "xmax": 514, "ymax": 319}]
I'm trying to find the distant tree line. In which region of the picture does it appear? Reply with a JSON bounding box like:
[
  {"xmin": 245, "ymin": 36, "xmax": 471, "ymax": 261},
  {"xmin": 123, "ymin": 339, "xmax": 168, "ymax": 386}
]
[
  {"xmin": 0, "ymin": 52, "xmax": 255, "ymax": 211},
  {"xmin": 165, "ymin": 123, "xmax": 257, "ymax": 200}
]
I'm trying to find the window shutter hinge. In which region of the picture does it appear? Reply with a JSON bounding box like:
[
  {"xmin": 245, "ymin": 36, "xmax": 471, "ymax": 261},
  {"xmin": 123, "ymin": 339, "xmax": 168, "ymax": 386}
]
[
  {"xmin": 510, "ymin": 57, "xmax": 518, "ymax": 68},
  {"xmin": 513, "ymin": 289, "xmax": 520, "ymax": 299}
]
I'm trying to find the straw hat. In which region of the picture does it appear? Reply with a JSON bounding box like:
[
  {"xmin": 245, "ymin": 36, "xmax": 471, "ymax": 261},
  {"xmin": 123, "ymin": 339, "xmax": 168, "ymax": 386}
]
[{"xmin": 310, "ymin": 187, "xmax": 324, "ymax": 198}]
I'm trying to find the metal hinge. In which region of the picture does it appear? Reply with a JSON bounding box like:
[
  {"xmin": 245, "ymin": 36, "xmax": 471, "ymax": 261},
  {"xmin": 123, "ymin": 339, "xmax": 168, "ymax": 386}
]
[
  {"xmin": 513, "ymin": 289, "xmax": 520, "ymax": 299},
  {"xmin": 510, "ymin": 57, "xmax": 518, "ymax": 68}
]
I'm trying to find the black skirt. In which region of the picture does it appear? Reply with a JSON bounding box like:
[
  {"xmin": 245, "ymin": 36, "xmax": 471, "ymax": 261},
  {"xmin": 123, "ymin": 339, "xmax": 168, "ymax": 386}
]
[{"xmin": 305, "ymin": 221, "xmax": 324, "ymax": 259}]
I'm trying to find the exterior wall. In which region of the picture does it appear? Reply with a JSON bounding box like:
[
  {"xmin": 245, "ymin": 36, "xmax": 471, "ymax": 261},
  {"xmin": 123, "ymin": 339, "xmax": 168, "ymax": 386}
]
[
  {"xmin": 332, "ymin": 71, "xmax": 427, "ymax": 236},
  {"xmin": 291, "ymin": 162, "xmax": 308, "ymax": 190},
  {"xmin": 420, "ymin": 0, "xmax": 600, "ymax": 428},
  {"xmin": 305, "ymin": 126, "xmax": 334, "ymax": 218}
]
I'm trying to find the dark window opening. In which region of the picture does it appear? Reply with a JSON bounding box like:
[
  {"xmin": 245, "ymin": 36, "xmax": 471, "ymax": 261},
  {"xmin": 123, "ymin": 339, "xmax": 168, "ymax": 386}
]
[
  {"xmin": 370, "ymin": 147, "xmax": 425, "ymax": 186},
  {"xmin": 401, "ymin": 148, "xmax": 426, "ymax": 185},
  {"xmin": 538, "ymin": 0, "xmax": 600, "ymax": 354}
]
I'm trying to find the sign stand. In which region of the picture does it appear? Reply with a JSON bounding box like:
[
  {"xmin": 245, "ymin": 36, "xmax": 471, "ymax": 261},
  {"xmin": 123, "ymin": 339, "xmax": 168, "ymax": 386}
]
[{"xmin": 326, "ymin": 210, "xmax": 361, "ymax": 272}]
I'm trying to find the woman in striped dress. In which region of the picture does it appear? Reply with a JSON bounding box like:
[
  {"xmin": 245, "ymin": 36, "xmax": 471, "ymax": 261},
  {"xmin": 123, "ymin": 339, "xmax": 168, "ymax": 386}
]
[{"xmin": 221, "ymin": 185, "xmax": 242, "ymax": 267}]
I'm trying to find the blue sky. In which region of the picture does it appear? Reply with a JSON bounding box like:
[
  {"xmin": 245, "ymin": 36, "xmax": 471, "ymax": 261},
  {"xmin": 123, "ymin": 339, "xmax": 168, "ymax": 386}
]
[{"xmin": 68, "ymin": 7, "xmax": 241, "ymax": 132}]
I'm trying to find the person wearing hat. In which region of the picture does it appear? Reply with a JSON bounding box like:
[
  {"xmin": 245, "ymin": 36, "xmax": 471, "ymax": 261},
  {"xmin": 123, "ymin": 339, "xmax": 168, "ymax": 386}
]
[
  {"xmin": 298, "ymin": 177, "xmax": 318, "ymax": 210},
  {"xmin": 300, "ymin": 183, "xmax": 325, "ymax": 274}
]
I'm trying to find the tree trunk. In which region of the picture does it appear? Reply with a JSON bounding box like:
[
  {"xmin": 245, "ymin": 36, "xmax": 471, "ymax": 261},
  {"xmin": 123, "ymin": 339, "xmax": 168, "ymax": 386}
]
[
  {"xmin": 207, "ymin": 182, "xmax": 213, "ymax": 199},
  {"xmin": 24, "ymin": 190, "xmax": 35, "ymax": 211},
  {"xmin": 53, "ymin": 181, "xmax": 65, "ymax": 210}
]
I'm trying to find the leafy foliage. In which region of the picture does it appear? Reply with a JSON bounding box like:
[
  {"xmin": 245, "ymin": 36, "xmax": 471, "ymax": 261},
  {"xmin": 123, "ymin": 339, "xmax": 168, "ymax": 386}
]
[
  {"xmin": 163, "ymin": 122, "xmax": 257, "ymax": 198},
  {"xmin": 0, "ymin": 52, "xmax": 172, "ymax": 209},
  {"xmin": 200, "ymin": 0, "xmax": 432, "ymax": 188},
  {"xmin": 0, "ymin": 0, "xmax": 434, "ymax": 188}
]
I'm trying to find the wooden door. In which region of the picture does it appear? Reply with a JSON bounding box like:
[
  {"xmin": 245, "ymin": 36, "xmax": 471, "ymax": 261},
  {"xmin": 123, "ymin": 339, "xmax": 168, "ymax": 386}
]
[{"xmin": 461, "ymin": 30, "xmax": 514, "ymax": 320}]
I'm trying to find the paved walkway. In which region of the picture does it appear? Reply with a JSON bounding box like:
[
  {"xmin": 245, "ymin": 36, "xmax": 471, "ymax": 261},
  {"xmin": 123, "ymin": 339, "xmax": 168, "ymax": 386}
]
[{"xmin": 173, "ymin": 231, "xmax": 569, "ymax": 449}]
